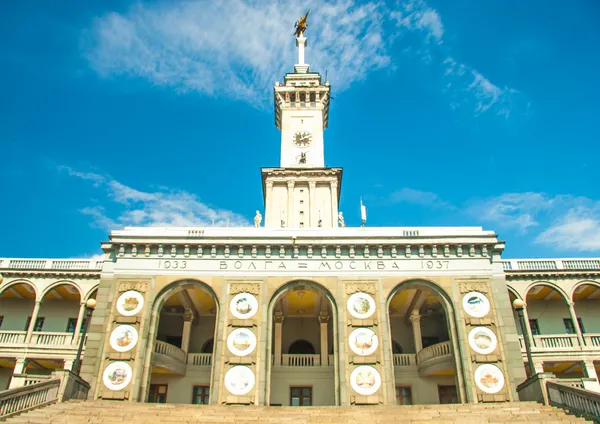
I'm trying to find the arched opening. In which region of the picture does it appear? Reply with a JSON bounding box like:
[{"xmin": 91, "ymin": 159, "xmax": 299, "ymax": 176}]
[
  {"xmin": 267, "ymin": 281, "xmax": 338, "ymax": 406},
  {"xmin": 288, "ymin": 339, "xmax": 316, "ymax": 354},
  {"xmin": 388, "ymin": 280, "xmax": 460, "ymax": 405},
  {"xmin": 0, "ymin": 281, "xmax": 37, "ymax": 390},
  {"xmin": 146, "ymin": 280, "xmax": 218, "ymax": 405},
  {"xmin": 523, "ymin": 283, "xmax": 574, "ymax": 376},
  {"xmin": 572, "ymin": 282, "xmax": 600, "ymax": 343}
]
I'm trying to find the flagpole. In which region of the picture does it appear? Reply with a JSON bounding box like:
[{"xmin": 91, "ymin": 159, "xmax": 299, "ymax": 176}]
[{"xmin": 360, "ymin": 198, "xmax": 367, "ymax": 227}]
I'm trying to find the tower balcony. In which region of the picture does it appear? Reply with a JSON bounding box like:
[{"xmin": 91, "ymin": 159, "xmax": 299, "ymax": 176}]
[
  {"xmin": 393, "ymin": 341, "xmax": 454, "ymax": 378},
  {"xmin": 151, "ymin": 341, "xmax": 212, "ymax": 376}
]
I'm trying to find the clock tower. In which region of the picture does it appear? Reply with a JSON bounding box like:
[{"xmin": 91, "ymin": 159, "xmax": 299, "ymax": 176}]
[{"xmin": 262, "ymin": 27, "xmax": 342, "ymax": 228}]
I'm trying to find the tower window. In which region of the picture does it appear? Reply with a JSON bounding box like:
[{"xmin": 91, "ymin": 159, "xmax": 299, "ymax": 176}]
[
  {"xmin": 300, "ymin": 200, "xmax": 304, "ymax": 204},
  {"xmin": 300, "ymin": 222, "xmax": 304, "ymax": 227},
  {"xmin": 300, "ymin": 211, "xmax": 304, "ymax": 215}
]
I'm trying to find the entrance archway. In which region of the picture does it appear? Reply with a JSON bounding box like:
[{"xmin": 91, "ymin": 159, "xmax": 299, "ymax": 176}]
[
  {"xmin": 265, "ymin": 280, "xmax": 339, "ymax": 406},
  {"xmin": 140, "ymin": 280, "xmax": 218, "ymax": 404},
  {"xmin": 387, "ymin": 280, "xmax": 465, "ymax": 405}
]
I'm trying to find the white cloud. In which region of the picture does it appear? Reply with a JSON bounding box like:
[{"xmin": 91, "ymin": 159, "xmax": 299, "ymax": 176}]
[
  {"xmin": 389, "ymin": 187, "xmax": 454, "ymax": 210},
  {"xmin": 391, "ymin": 0, "xmax": 444, "ymax": 43},
  {"xmin": 86, "ymin": 0, "xmax": 528, "ymax": 118},
  {"xmin": 467, "ymin": 192, "xmax": 600, "ymax": 252},
  {"xmin": 61, "ymin": 166, "xmax": 249, "ymax": 230},
  {"xmin": 465, "ymin": 192, "xmax": 552, "ymax": 233},
  {"xmin": 535, "ymin": 208, "xmax": 600, "ymax": 251},
  {"xmin": 87, "ymin": 0, "xmax": 389, "ymax": 107}
]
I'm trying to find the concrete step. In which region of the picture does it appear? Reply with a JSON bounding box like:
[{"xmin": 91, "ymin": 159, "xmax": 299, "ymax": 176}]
[{"xmin": 4, "ymin": 401, "xmax": 591, "ymax": 424}]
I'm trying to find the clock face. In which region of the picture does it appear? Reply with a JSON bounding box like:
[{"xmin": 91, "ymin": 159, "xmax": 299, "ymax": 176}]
[{"xmin": 293, "ymin": 131, "xmax": 312, "ymax": 147}]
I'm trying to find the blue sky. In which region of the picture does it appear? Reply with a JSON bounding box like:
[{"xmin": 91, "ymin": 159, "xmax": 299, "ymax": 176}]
[{"xmin": 1, "ymin": 0, "xmax": 599, "ymax": 259}]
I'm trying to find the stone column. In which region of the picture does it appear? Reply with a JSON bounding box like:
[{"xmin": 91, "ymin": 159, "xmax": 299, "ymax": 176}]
[
  {"xmin": 330, "ymin": 180, "xmax": 338, "ymax": 227},
  {"xmin": 308, "ymin": 181, "xmax": 316, "ymax": 227},
  {"xmin": 265, "ymin": 181, "xmax": 273, "ymax": 227},
  {"xmin": 274, "ymin": 312, "xmax": 284, "ymax": 366},
  {"xmin": 8, "ymin": 357, "xmax": 27, "ymax": 389},
  {"xmin": 181, "ymin": 309, "xmax": 195, "ymax": 354},
  {"xmin": 25, "ymin": 300, "xmax": 42, "ymax": 343},
  {"xmin": 319, "ymin": 314, "xmax": 329, "ymax": 366},
  {"xmin": 567, "ymin": 301, "xmax": 585, "ymax": 348},
  {"xmin": 72, "ymin": 301, "xmax": 87, "ymax": 347},
  {"xmin": 409, "ymin": 310, "xmax": 423, "ymax": 353},
  {"xmin": 287, "ymin": 181, "xmax": 295, "ymax": 228}
]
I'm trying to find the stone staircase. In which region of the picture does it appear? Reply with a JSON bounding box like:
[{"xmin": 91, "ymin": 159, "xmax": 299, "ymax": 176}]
[{"xmin": 4, "ymin": 400, "xmax": 591, "ymax": 424}]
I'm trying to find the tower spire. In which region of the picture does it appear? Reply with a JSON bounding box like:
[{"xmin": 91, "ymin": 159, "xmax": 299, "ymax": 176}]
[{"xmin": 293, "ymin": 10, "xmax": 310, "ymax": 74}]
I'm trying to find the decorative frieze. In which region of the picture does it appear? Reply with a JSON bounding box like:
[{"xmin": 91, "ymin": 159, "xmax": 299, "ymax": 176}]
[
  {"xmin": 117, "ymin": 280, "xmax": 149, "ymax": 293},
  {"xmin": 229, "ymin": 282, "xmax": 261, "ymax": 296}
]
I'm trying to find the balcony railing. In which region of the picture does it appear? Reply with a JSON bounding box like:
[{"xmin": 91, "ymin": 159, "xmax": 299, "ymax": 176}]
[
  {"xmin": 154, "ymin": 340, "xmax": 187, "ymax": 363},
  {"xmin": 502, "ymin": 258, "xmax": 600, "ymax": 272},
  {"xmin": 393, "ymin": 354, "xmax": 417, "ymax": 367},
  {"xmin": 417, "ymin": 341, "xmax": 451, "ymax": 364},
  {"xmin": 31, "ymin": 332, "xmax": 74, "ymax": 346},
  {"xmin": 0, "ymin": 331, "xmax": 26, "ymax": 344},
  {"xmin": 187, "ymin": 353, "xmax": 212, "ymax": 366},
  {"xmin": 0, "ymin": 258, "xmax": 103, "ymax": 271},
  {"xmin": 518, "ymin": 333, "xmax": 600, "ymax": 353},
  {"xmin": 281, "ymin": 354, "xmax": 321, "ymax": 367}
]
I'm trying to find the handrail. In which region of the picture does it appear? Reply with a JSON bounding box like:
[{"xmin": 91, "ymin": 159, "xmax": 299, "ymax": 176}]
[
  {"xmin": 31, "ymin": 332, "xmax": 74, "ymax": 346},
  {"xmin": 547, "ymin": 381, "xmax": 600, "ymax": 423},
  {"xmin": 0, "ymin": 379, "xmax": 60, "ymax": 419},
  {"xmin": 533, "ymin": 334, "xmax": 579, "ymax": 349},
  {"xmin": 417, "ymin": 341, "xmax": 451, "ymax": 364},
  {"xmin": 154, "ymin": 340, "xmax": 186, "ymax": 363}
]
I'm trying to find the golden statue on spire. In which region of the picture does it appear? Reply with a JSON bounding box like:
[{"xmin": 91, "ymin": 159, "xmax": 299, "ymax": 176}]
[{"xmin": 294, "ymin": 10, "xmax": 310, "ymax": 37}]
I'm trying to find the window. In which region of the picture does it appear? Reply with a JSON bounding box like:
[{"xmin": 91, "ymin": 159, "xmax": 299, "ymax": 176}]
[
  {"xmin": 66, "ymin": 318, "xmax": 87, "ymax": 333},
  {"xmin": 438, "ymin": 385, "xmax": 458, "ymax": 404},
  {"xmin": 290, "ymin": 387, "xmax": 312, "ymax": 406},
  {"xmin": 529, "ymin": 319, "xmax": 540, "ymax": 335},
  {"xmin": 147, "ymin": 384, "xmax": 168, "ymax": 403},
  {"xmin": 201, "ymin": 338, "xmax": 214, "ymax": 354},
  {"xmin": 299, "ymin": 222, "xmax": 304, "ymax": 228},
  {"xmin": 299, "ymin": 200, "xmax": 304, "ymax": 204},
  {"xmin": 564, "ymin": 318, "xmax": 585, "ymax": 334},
  {"xmin": 422, "ymin": 337, "xmax": 440, "ymax": 349},
  {"xmin": 0, "ymin": 316, "xmax": 3, "ymax": 329},
  {"xmin": 395, "ymin": 386, "xmax": 412, "ymax": 405},
  {"xmin": 192, "ymin": 386, "xmax": 210, "ymax": 405},
  {"xmin": 24, "ymin": 317, "xmax": 45, "ymax": 332}
]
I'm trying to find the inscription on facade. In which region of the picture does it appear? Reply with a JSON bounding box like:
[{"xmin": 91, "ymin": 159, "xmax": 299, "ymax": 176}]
[
  {"xmin": 117, "ymin": 280, "xmax": 149, "ymax": 292},
  {"xmin": 157, "ymin": 259, "xmax": 451, "ymax": 272}
]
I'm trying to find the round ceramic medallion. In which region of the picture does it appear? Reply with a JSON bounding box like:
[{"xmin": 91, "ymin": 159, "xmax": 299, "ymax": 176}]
[
  {"xmin": 102, "ymin": 361, "xmax": 133, "ymax": 391},
  {"xmin": 109, "ymin": 325, "xmax": 138, "ymax": 353},
  {"xmin": 462, "ymin": 292, "xmax": 491, "ymax": 318},
  {"xmin": 348, "ymin": 328, "xmax": 379, "ymax": 356},
  {"xmin": 474, "ymin": 364, "xmax": 505, "ymax": 394},
  {"xmin": 224, "ymin": 366, "xmax": 255, "ymax": 395},
  {"xmin": 227, "ymin": 328, "xmax": 257, "ymax": 356},
  {"xmin": 116, "ymin": 291, "xmax": 144, "ymax": 316},
  {"xmin": 230, "ymin": 293, "xmax": 258, "ymax": 320},
  {"xmin": 347, "ymin": 292, "xmax": 376, "ymax": 319},
  {"xmin": 468, "ymin": 327, "xmax": 498, "ymax": 355},
  {"xmin": 350, "ymin": 365, "xmax": 381, "ymax": 396}
]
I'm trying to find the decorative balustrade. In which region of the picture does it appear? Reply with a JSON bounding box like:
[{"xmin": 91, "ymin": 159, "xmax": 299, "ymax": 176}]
[
  {"xmin": 393, "ymin": 354, "xmax": 417, "ymax": 367},
  {"xmin": 501, "ymin": 258, "xmax": 600, "ymax": 272},
  {"xmin": 533, "ymin": 334, "xmax": 579, "ymax": 350},
  {"xmin": 416, "ymin": 341, "xmax": 451, "ymax": 364},
  {"xmin": 584, "ymin": 334, "xmax": 600, "ymax": 347},
  {"xmin": 154, "ymin": 340, "xmax": 187, "ymax": 363},
  {"xmin": 187, "ymin": 353, "xmax": 212, "ymax": 366},
  {"xmin": 0, "ymin": 379, "xmax": 60, "ymax": 419},
  {"xmin": 0, "ymin": 331, "xmax": 26, "ymax": 344},
  {"xmin": 547, "ymin": 381, "xmax": 600, "ymax": 423},
  {"xmin": 0, "ymin": 258, "xmax": 103, "ymax": 271},
  {"xmin": 23, "ymin": 375, "xmax": 52, "ymax": 386},
  {"xmin": 31, "ymin": 332, "xmax": 74, "ymax": 346},
  {"xmin": 281, "ymin": 354, "xmax": 321, "ymax": 367}
]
